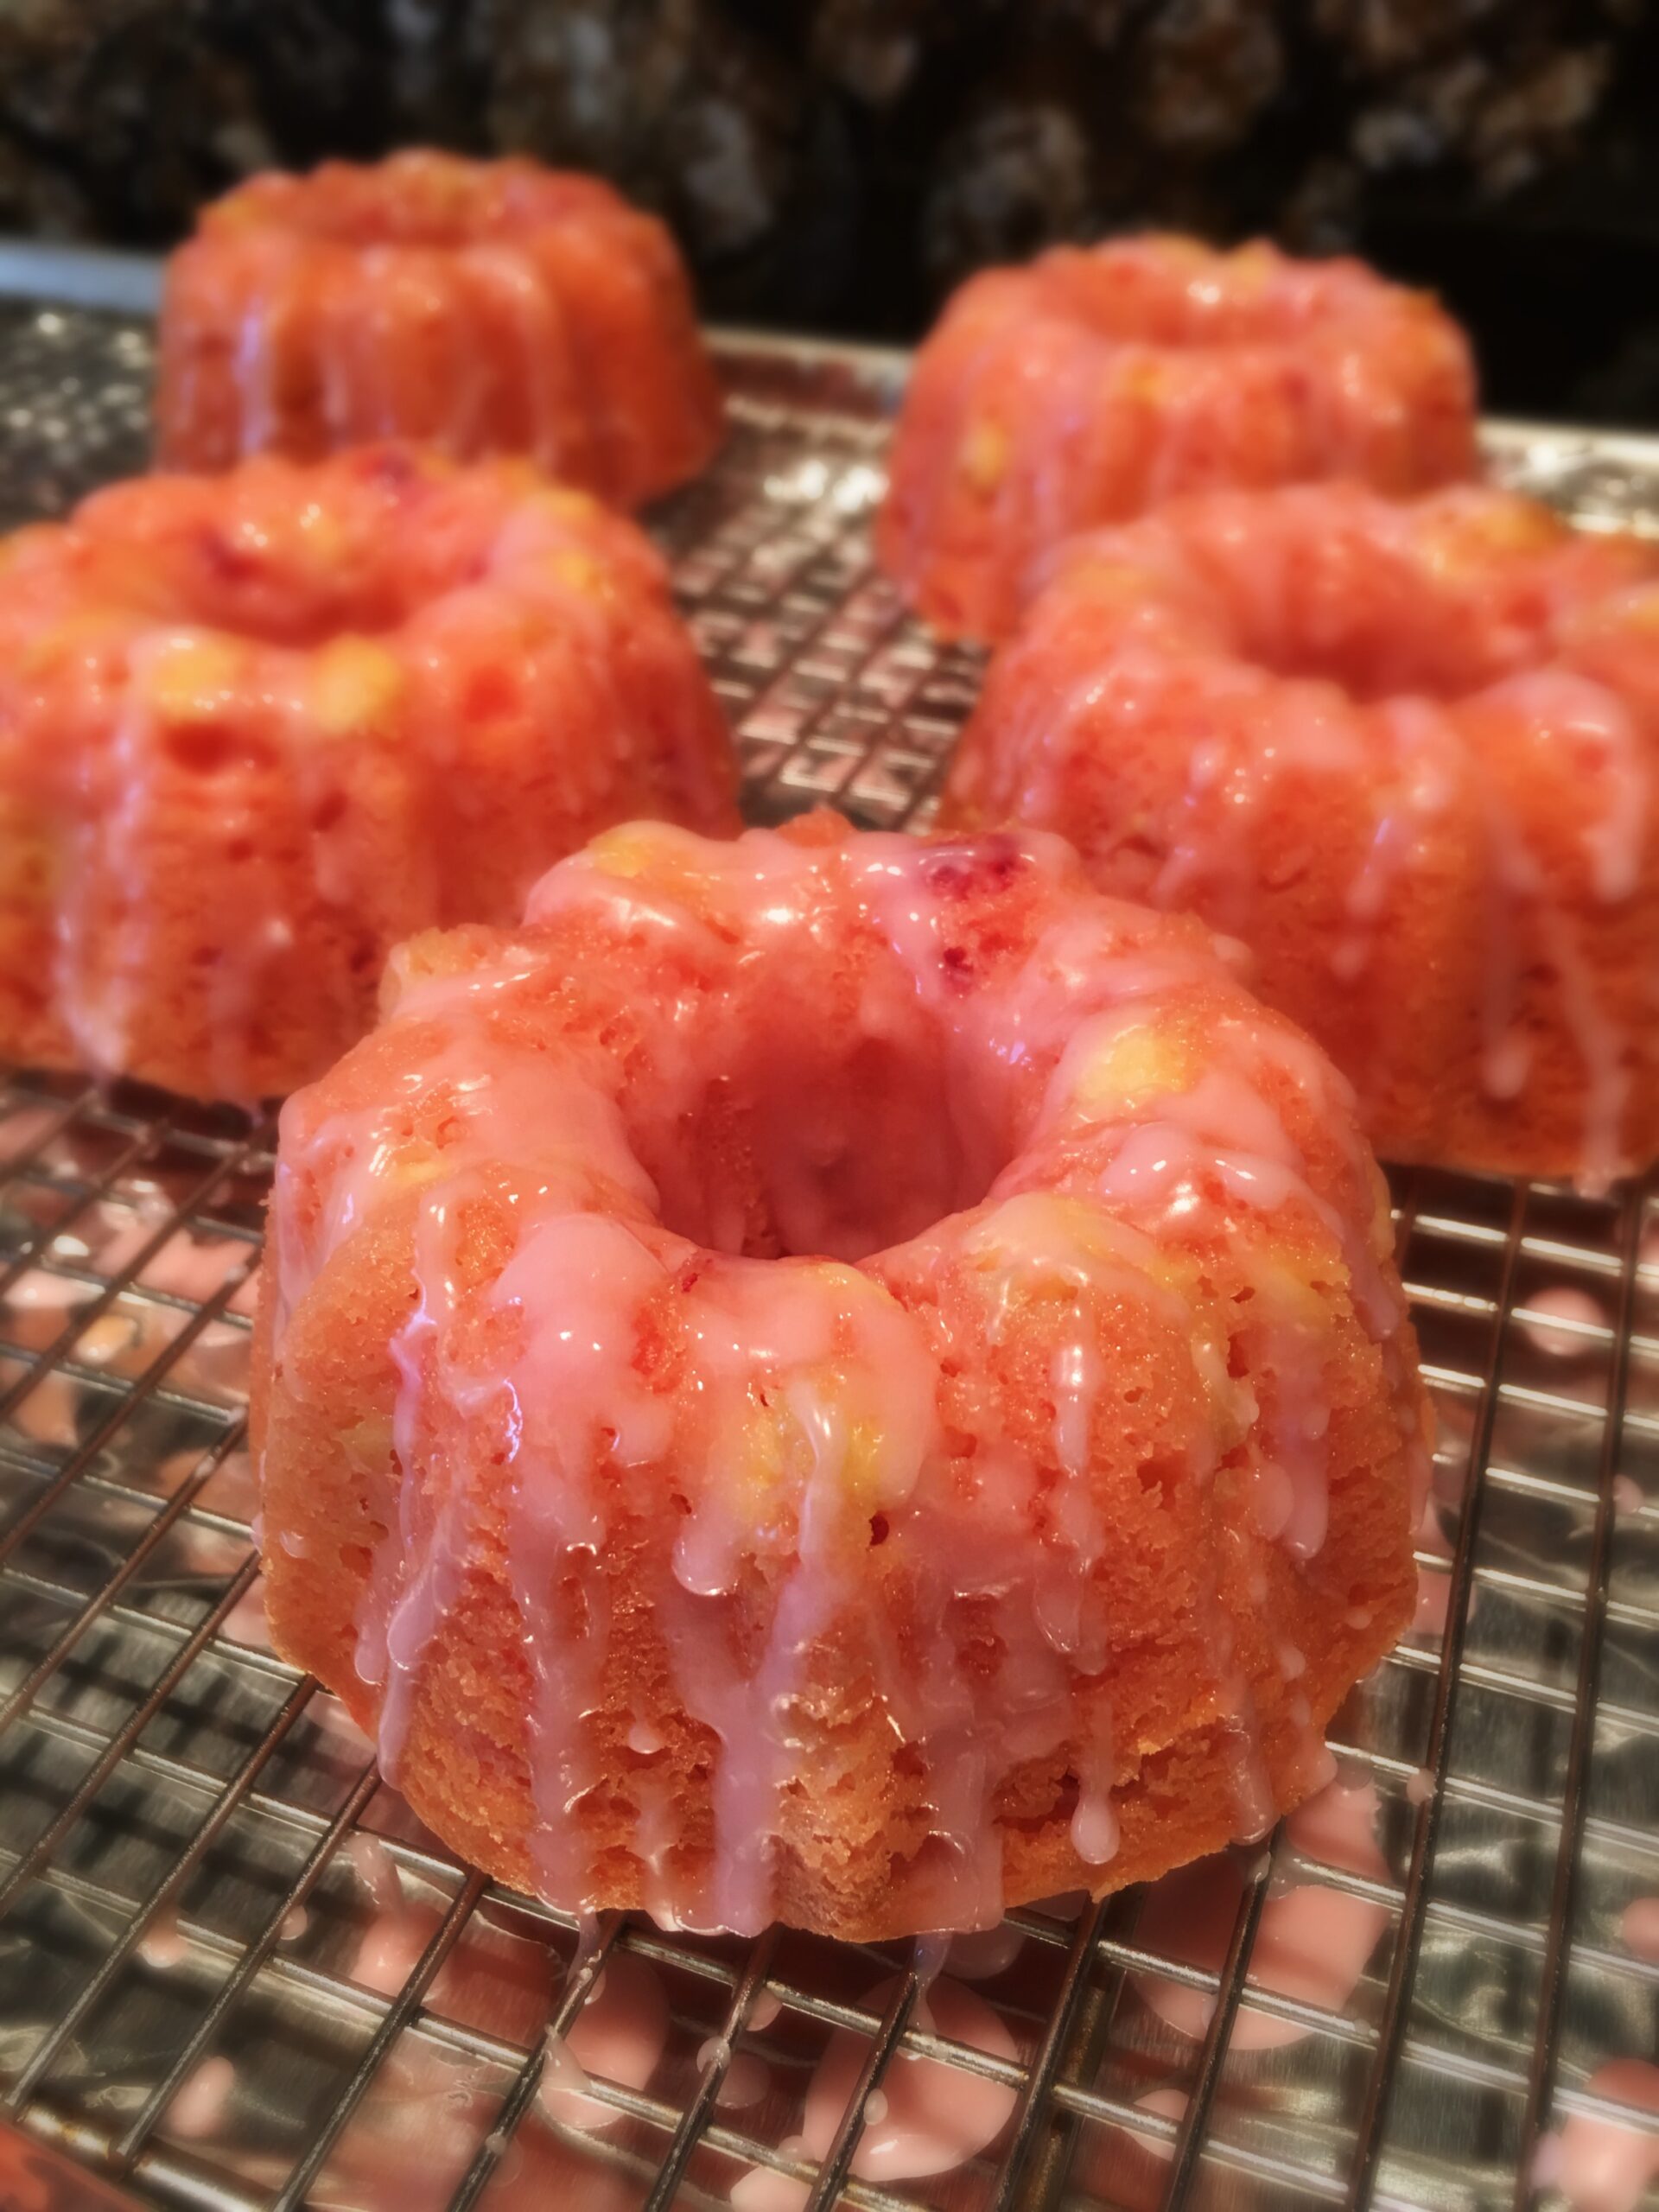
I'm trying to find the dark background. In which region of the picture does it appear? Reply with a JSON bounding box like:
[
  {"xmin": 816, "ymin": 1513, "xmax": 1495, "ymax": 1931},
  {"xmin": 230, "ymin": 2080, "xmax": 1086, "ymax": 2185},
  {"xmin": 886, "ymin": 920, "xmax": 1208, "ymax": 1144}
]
[{"xmin": 3, "ymin": 0, "xmax": 1659, "ymax": 425}]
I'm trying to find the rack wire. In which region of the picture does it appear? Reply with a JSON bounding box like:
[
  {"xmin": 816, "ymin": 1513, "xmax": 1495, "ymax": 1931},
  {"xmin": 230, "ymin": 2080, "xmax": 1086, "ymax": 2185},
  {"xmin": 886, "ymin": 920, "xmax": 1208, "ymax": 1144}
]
[{"xmin": 0, "ymin": 279, "xmax": 1655, "ymax": 2212}]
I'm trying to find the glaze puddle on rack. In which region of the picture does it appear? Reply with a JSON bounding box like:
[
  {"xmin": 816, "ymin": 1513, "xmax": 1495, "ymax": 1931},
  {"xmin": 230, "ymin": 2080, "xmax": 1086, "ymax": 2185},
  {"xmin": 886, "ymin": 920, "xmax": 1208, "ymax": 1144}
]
[{"xmin": 0, "ymin": 262, "xmax": 1655, "ymax": 2212}]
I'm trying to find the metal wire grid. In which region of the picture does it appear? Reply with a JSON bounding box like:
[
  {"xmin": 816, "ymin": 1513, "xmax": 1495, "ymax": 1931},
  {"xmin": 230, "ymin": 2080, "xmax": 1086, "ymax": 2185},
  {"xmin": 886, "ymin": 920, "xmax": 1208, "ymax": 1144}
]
[{"xmin": 0, "ymin": 293, "xmax": 1649, "ymax": 2212}]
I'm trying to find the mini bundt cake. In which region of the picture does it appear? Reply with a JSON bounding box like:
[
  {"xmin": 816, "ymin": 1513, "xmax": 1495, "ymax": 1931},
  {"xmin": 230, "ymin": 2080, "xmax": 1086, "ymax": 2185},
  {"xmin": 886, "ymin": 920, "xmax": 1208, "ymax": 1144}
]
[
  {"xmin": 253, "ymin": 813, "xmax": 1427, "ymax": 1940},
  {"xmin": 156, "ymin": 150, "xmax": 723, "ymax": 505},
  {"xmin": 943, "ymin": 481, "xmax": 1659, "ymax": 1189},
  {"xmin": 0, "ymin": 446, "xmax": 737, "ymax": 1102},
  {"xmin": 878, "ymin": 233, "xmax": 1478, "ymax": 640}
]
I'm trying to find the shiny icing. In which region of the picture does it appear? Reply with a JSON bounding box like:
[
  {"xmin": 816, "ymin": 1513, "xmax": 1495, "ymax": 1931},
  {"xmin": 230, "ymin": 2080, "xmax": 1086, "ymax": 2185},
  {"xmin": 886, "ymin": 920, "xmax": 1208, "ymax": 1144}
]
[
  {"xmin": 537, "ymin": 1951, "xmax": 670, "ymax": 2133},
  {"xmin": 948, "ymin": 485, "xmax": 1659, "ymax": 1189},
  {"xmin": 1131, "ymin": 1773, "xmax": 1389, "ymax": 2050},
  {"xmin": 728, "ymin": 1972, "xmax": 1019, "ymax": 2209},
  {"xmin": 1620, "ymin": 1897, "xmax": 1659, "ymax": 1964},
  {"xmin": 1537, "ymin": 2063, "xmax": 1659, "ymax": 2212},
  {"xmin": 1522, "ymin": 1284, "xmax": 1607, "ymax": 1361},
  {"xmin": 158, "ymin": 152, "xmax": 720, "ymax": 507},
  {"xmin": 264, "ymin": 819, "xmax": 1426, "ymax": 1936},
  {"xmin": 166, "ymin": 2056, "xmax": 237, "ymax": 2144},
  {"xmin": 0, "ymin": 452, "xmax": 733, "ymax": 1102},
  {"xmin": 879, "ymin": 234, "xmax": 1477, "ymax": 639}
]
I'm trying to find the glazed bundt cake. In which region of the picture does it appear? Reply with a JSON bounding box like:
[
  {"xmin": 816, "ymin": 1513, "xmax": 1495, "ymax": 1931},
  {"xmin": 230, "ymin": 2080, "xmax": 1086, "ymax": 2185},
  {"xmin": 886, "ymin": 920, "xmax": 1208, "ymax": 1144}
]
[
  {"xmin": 0, "ymin": 445, "xmax": 737, "ymax": 1101},
  {"xmin": 878, "ymin": 233, "xmax": 1478, "ymax": 640},
  {"xmin": 254, "ymin": 814, "xmax": 1427, "ymax": 1939},
  {"xmin": 156, "ymin": 151, "xmax": 722, "ymax": 505},
  {"xmin": 942, "ymin": 481, "xmax": 1659, "ymax": 1187}
]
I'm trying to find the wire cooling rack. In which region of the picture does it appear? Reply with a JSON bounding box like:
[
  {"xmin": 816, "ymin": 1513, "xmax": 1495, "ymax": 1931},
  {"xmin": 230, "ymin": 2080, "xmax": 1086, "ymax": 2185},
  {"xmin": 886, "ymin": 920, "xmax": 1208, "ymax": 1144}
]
[{"xmin": 0, "ymin": 263, "xmax": 1656, "ymax": 2212}]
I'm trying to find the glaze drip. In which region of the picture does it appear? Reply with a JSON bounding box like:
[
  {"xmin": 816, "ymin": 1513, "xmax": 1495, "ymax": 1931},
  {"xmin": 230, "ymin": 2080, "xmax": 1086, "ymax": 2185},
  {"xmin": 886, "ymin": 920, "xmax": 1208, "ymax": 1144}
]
[
  {"xmin": 878, "ymin": 234, "xmax": 1478, "ymax": 640},
  {"xmin": 261, "ymin": 817, "xmax": 1426, "ymax": 1936},
  {"xmin": 945, "ymin": 483, "xmax": 1659, "ymax": 1188},
  {"xmin": 156, "ymin": 151, "xmax": 722, "ymax": 506},
  {"xmin": 0, "ymin": 449, "xmax": 736, "ymax": 1102}
]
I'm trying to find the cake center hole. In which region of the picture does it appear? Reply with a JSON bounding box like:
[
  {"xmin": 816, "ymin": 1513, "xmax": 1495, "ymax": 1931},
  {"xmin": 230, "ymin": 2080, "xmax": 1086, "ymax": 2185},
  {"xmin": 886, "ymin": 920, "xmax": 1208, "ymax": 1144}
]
[
  {"xmin": 1201, "ymin": 539, "xmax": 1554, "ymax": 702},
  {"xmin": 637, "ymin": 1026, "xmax": 1012, "ymax": 1266},
  {"xmin": 138, "ymin": 457, "xmax": 500, "ymax": 645}
]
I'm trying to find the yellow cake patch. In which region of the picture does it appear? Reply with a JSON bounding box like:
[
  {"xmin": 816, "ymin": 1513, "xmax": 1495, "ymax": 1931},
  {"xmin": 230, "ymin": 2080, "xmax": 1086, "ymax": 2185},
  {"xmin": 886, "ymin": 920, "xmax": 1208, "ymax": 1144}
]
[
  {"xmin": 312, "ymin": 637, "xmax": 406, "ymax": 738},
  {"xmin": 960, "ymin": 419, "xmax": 1008, "ymax": 494},
  {"xmin": 144, "ymin": 636, "xmax": 245, "ymax": 721},
  {"xmin": 1071, "ymin": 1019, "xmax": 1195, "ymax": 1117}
]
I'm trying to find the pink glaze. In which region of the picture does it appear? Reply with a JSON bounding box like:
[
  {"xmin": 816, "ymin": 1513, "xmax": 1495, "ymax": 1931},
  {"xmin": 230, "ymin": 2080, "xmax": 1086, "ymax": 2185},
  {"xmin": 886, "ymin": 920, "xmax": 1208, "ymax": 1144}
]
[
  {"xmin": 1541, "ymin": 2062, "xmax": 1659, "ymax": 2212},
  {"xmin": 1522, "ymin": 1285, "xmax": 1607, "ymax": 1360},
  {"xmin": 6, "ymin": 1271, "xmax": 95, "ymax": 1315},
  {"xmin": 718, "ymin": 2053, "xmax": 772, "ymax": 2110},
  {"xmin": 314, "ymin": 2065, "xmax": 500, "ymax": 2211},
  {"xmin": 1620, "ymin": 1898, "xmax": 1659, "ymax": 1963},
  {"xmin": 345, "ymin": 1831, "xmax": 405, "ymax": 1916},
  {"xmin": 264, "ymin": 819, "xmax": 1424, "ymax": 1937},
  {"xmin": 1130, "ymin": 2086, "xmax": 1187, "ymax": 2160},
  {"xmin": 945, "ymin": 1922, "xmax": 1028, "ymax": 1980},
  {"xmin": 732, "ymin": 1974, "xmax": 1018, "ymax": 2209},
  {"xmin": 730, "ymin": 2142, "xmax": 816, "ymax": 2212},
  {"xmin": 347, "ymin": 1840, "xmax": 557, "ymax": 2050},
  {"xmin": 697, "ymin": 2038, "xmax": 771, "ymax": 2111},
  {"xmin": 137, "ymin": 1906, "xmax": 188, "ymax": 1971},
  {"xmin": 803, "ymin": 1976, "xmax": 1017, "ymax": 2183},
  {"xmin": 312, "ymin": 2045, "xmax": 508, "ymax": 2212},
  {"xmin": 949, "ymin": 485, "xmax": 1659, "ymax": 1190},
  {"xmin": 1071, "ymin": 2085, "xmax": 1192, "ymax": 2212},
  {"xmin": 1133, "ymin": 1777, "xmax": 1389, "ymax": 2050},
  {"xmin": 352, "ymin": 1894, "xmax": 442, "ymax": 2002},
  {"xmin": 11, "ymin": 1367, "xmax": 81, "ymax": 1450},
  {"xmin": 539, "ymin": 1951, "xmax": 669, "ymax": 2133},
  {"xmin": 165, "ymin": 2055, "xmax": 237, "ymax": 2142},
  {"xmin": 880, "ymin": 237, "xmax": 1477, "ymax": 642},
  {"xmin": 219, "ymin": 1572, "xmax": 276, "ymax": 1652},
  {"xmin": 162, "ymin": 1958, "xmax": 638, "ymax": 2212}
]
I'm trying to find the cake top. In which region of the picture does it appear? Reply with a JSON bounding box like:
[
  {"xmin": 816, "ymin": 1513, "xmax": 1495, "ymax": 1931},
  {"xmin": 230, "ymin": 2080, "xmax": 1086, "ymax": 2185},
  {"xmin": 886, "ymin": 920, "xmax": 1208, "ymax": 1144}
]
[
  {"xmin": 0, "ymin": 447, "xmax": 669, "ymax": 786},
  {"xmin": 197, "ymin": 150, "xmax": 633, "ymax": 251},
  {"xmin": 276, "ymin": 812, "xmax": 1408, "ymax": 1435},
  {"xmin": 934, "ymin": 231, "xmax": 1462, "ymax": 354}
]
